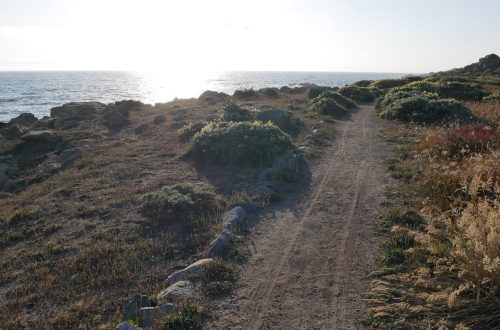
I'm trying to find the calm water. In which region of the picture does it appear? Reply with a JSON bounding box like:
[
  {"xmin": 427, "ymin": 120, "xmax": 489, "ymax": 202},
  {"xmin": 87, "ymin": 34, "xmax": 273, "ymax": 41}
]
[{"xmin": 0, "ymin": 71, "xmax": 404, "ymax": 122}]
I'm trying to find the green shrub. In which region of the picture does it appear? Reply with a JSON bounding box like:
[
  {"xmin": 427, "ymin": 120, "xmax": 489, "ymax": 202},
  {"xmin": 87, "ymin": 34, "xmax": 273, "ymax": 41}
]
[
  {"xmin": 370, "ymin": 78, "xmax": 409, "ymax": 90},
  {"xmin": 308, "ymin": 92, "xmax": 355, "ymax": 116},
  {"xmin": 141, "ymin": 183, "xmax": 222, "ymax": 223},
  {"xmin": 202, "ymin": 259, "xmax": 236, "ymax": 296},
  {"xmin": 255, "ymin": 109, "xmax": 304, "ymax": 136},
  {"xmin": 393, "ymin": 79, "xmax": 488, "ymax": 101},
  {"xmin": 338, "ymin": 85, "xmax": 376, "ymax": 102},
  {"xmin": 162, "ymin": 303, "xmax": 202, "ymax": 330},
  {"xmin": 233, "ymin": 89, "xmax": 258, "ymax": 100},
  {"xmin": 187, "ymin": 121, "xmax": 296, "ymax": 166},
  {"xmin": 223, "ymin": 103, "xmax": 254, "ymax": 122},
  {"xmin": 483, "ymin": 93, "xmax": 500, "ymax": 103},
  {"xmin": 376, "ymin": 91, "xmax": 471, "ymax": 123},
  {"xmin": 178, "ymin": 121, "xmax": 208, "ymax": 142},
  {"xmin": 353, "ymin": 80, "xmax": 372, "ymax": 87},
  {"xmin": 378, "ymin": 209, "xmax": 424, "ymax": 233}
]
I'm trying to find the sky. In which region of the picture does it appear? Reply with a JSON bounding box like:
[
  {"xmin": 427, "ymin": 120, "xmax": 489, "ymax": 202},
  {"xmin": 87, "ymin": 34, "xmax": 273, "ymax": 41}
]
[{"xmin": 0, "ymin": 0, "xmax": 499, "ymax": 73}]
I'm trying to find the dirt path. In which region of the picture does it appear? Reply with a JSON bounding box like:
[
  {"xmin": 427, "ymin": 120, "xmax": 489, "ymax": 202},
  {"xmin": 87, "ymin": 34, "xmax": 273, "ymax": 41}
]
[{"xmin": 206, "ymin": 105, "xmax": 393, "ymax": 329}]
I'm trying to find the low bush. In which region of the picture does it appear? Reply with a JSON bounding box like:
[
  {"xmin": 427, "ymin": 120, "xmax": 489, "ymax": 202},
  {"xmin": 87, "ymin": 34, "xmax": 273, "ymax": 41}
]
[
  {"xmin": 370, "ymin": 78, "xmax": 409, "ymax": 90},
  {"xmin": 338, "ymin": 85, "xmax": 376, "ymax": 102},
  {"xmin": 202, "ymin": 259, "xmax": 236, "ymax": 296},
  {"xmin": 483, "ymin": 93, "xmax": 500, "ymax": 103},
  {"xmin": 162, "ymin": 303, "xmax": 202, "ymax": 330},
  {"xmin": 140, "ymin": 183, "xmax": 222, "ymax": 223},
  {"xmin": 378, "ymin": 209, "xmax": 425, "ymax": 233},
  {"xmin": 223, "ymin": 103, "xmax": 254, "ymax": 122},
  {"xmin": 353, "ymin": 80, "xmax": 372, "ymax": 87},
  {"xmin": 420, "ymin": 125, "xmax": 500, "ymax": 160},
  {"xmin": 376, "ymin": 91, "xmax": 471, "ymax": 123},
  {"xmin": 178, "ymin": 120, "xmax": 208, "ymax": 142},
  {"xmin": 187, "ymin": 121, "xmax": 296, "ymax": 166},
  {"xmin": 199, "ymin": 90, "xmax": 230, "ymax": 104},
  {"xmin": 393, "ymin": 79, "xmax": 489, "ymax": 101},
  {"xmin": 308, "ymin": 92, "xmax": 356, "ymax": 116},
  {"xmin": 255, "ymin": 109, "xmax": 304, "ymax": 136},
  {"xmin": 233, "ymin": 89, "xmax": 258, "ymax": 100}
]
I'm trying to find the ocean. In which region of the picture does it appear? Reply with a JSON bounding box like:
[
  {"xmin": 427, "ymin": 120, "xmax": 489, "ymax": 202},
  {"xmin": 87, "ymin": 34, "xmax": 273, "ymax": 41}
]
[{"xmin": 0, "ymin": 71, "xmax": 405, "ymax": 122}]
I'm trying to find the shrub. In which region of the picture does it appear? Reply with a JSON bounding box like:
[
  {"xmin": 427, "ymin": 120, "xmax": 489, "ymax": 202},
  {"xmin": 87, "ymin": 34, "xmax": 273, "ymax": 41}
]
[
  {"xmin": 338, "ymin": 85, "xmax": 376, "ymax": 102},
  {"xmin": 421, "ymin": 125, "xmax": 500, "ymax": 160},
  {"xmin": 255, "ymin": 109, "xmax": 304, "ymax": 136},
  {"xmin": 393, "ymin": 79, "xmax": 489, "ymax": 101},
  {"xmin": 162, "ymin": 303, "xmax": 202, "ymax": 330},
  {"xmin": 447, "ymin": 197, "xmax": 500, "ymax": 303},
  {"xmin": 202, "ymin": 259, "xmax": 236, "ymax": 296},
  {"xmin": 483, "ymin": 93, "xmax": 500, "ymax": 103},
  {"xmin": 370, "ymin": 78, "xmax": 409, "ymax": 90},
  {"xmin": 223, "ymin": 103, "xmax": 254, "ymax": 122},
  {"xmin": 199, "ymin": 90, "xmax": 230, "ymax": 104},
  {"xmin": 259, "ymin": 87, "xmax": 280, "ymax": 98},
  {"xmin": 353, "ymin": 80, "xmax": 372, "ymax": 87},
  {"xmin": 378, "ymin": 209, "xmax": 425, "ymax": 233},
  {"xmin": 187, "ymin": 121, "xmax": 296, "ymax": 166},
  {"xmin": 178, "ymin": 121, "xmax": 208, "ymax": 142},
  {"xmin": 140, "ymin": 183, "xmax": 222, "ymax": 223},
  {"xmin": 376, "ymin": 91, "xmax": 471, "ymax": 123},
  {"xmin": 233, "ymin": 88, "xmax": 258, "ymax": 100},
  {"xmin": 308, "ymin": 92, "xmax": 355, "ymax": 116}
]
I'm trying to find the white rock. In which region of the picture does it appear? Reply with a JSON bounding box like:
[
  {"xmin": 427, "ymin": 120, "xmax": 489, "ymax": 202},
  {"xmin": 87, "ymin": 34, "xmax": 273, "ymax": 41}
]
[{"xmin": 165, "ymin": 258, "xmax": 213, "ymax": 286}]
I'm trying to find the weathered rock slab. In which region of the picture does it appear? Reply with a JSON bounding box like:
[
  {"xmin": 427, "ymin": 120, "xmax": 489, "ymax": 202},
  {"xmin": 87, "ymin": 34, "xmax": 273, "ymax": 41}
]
[
  {"xmin": 158, "ymin": 281, "xmax": 196, "ymax": 303},
  {"xmin": 165, "ymin": 258, "xmax": 213, "ymax": 286}
]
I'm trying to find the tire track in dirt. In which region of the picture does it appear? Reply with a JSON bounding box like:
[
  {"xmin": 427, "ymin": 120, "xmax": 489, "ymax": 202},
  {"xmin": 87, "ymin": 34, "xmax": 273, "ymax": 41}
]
[{"xmin": 206, "ymin": 106, "xmax": 393, "ymax": 329}]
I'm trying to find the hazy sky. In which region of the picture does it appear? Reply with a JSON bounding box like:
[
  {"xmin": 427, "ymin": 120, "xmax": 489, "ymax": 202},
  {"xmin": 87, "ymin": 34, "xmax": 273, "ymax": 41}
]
[{"xmin": 0, "ymin": 0, "xmax": 499, "ymax": 73}]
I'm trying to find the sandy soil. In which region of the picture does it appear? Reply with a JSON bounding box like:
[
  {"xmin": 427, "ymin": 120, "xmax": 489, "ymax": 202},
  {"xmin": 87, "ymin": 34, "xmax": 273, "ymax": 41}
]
[{"xmin": 206, "ymin": 105, "xmax": 393, "ymax": 329}]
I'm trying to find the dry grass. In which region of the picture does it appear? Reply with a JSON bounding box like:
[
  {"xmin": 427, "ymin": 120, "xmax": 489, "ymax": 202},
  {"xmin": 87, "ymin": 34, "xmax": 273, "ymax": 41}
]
[
  {"xmin": 0, "ymin": 91, "xmax": 319, "ymax": 328},
  {"xmin": 466, "ymin": 100, "xmax": 500, "ymax": 127}
]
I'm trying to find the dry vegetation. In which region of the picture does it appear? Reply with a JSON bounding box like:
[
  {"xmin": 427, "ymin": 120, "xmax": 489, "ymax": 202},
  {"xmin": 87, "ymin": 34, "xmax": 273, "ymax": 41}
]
[
  {"xmin": 0, "ymin": 87, "xmax": 339, "ymax": 329},
  {"xmin": 363, "ymin": 77, "xmax": 500, "ymax": 329}
]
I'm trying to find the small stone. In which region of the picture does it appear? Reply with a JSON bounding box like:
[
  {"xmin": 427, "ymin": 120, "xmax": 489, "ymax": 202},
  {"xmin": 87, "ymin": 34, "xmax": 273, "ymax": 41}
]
[
  {"xmin": 153, "ymin": 114, "xmax": 166, "ymax": 125},
  {"xmin": 158, "ymin": 281, "xmax": 196, "ymax": 303}
]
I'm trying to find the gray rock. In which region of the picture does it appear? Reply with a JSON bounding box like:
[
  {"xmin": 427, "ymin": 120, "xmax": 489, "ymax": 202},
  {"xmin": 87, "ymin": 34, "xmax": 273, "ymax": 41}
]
[
  {"xmin": 122, "ymin": 293, "xmax": 151, "ymax": 319},
  {"xmin": 139, "ymin": 304, "xmax": 174, "ymax": 328},
  {"xmin": 250, "ymin": 182, "xmax": 279, "ymax": 200},
  {"xmin": 134, "ymin": 123, "xmax": 149, "ymax": 135},
  {"xmin": 229, "ymin": 201, "xmax": 259, "ymax": 214},
  {"xmin": 158, "ymin": 281, "xmax": 196, "ymax": 303},
  {"xmin": 153, "ymin": 114, "xmax": 166, "ymax": 125},
  {"xmin": 115, "ymin": 322, "xmax": 142, "ymax": 330},
  {"xmin": 165, "ymin": 258, "xmax": 213, "ymax": 286},
  {"xmin": 207, "ymin": 229, "xmax": 231, "ymax": 257},
  {"xmin": 33, "ymin": 117, "xmax": 55, "ymax": 130},
  {"xmin": 221, "ymin": 207, "xmax": 247, "ymax": 232},
  {"xmin": 0, "ymin": 125, "xmax": 23, "ymax": 140},
  {"xmin": 58, "ymin": 148, "xmax": 82, "ymax": 167},
  {"xmin": 54, "ymin": 118, "xmax": 79, "ymax": 130},
  {"xmin": 50, "ymin": 102, "xmax": 105, "ymax": 119},
  {"xmin": 21, "ymin": 130, "xmax": 58, "ymax": 141},
  {"xmin": 8, "ymin": 113, "xmax": 38, "ymax": 127},
  {"xmin": 104, "ymin": 111, "xmax": 130, "ymax": 128},
  {"xmin": 0, "ymin": 192, "xmax": 12, "ymax": 199}
]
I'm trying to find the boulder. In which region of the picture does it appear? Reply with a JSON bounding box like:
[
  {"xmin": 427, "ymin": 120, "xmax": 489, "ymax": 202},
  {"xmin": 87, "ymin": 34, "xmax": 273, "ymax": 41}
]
[
  {"xmin": 50, "ymin": 102, "xmax": 105, "ymax": 119},
  {"xmin": 260, "ymin": 88, "xmax": 280, "ymax": 98},
  {"xmin": 0, "ymin": 125, "xmax": 23, "ymax": 140},
  {"xmin": 158, "ymin": 281, "xmax": 196, "ymax": 303},
  {"xmin": 103, "ymin": 111, "xmax": 130, "ymax": 128},
  {"xmin": 33, "ymin": 117, "xmax": 55, "ymax": 130},
  {"xmin": 8, "ymin": 113, "xmax": 37, "ymax": 127},
  {"xmin": 134, "ymin": 123, "xmax": 149, "ymax": 135},
  {"xmin": 153, "ymin": 114, "xmax": 166, "ymax": 125},
  {"xmin": 221, "ymin": 207, "xmax": 247, "ymax": 232},
  {"xmin": 58, "ymin": 148, "xmax": 82, "ymax": 167},
  {"xmin": 165, "ymin": 258, "xmax": 213, "ymax": 286},
  {"xmin": 122, "ymin": 293, "xmax": 151, "ymax": 319},
  {"xmin": 250, "ymin": 182, "xmax": 279, "ymax": 200},
  {"xmin": 115, "ymin": 322, "xmax": 142, "ymax": 330},
  {"xmin": 20, "ymin": 130, "xmax": 58, "ymax": 141},
  {"xmin": 54, "ymin": 118, "xmax": 79, "ymax": 130},
  {"xmin": 139, "ymin": 304, "xmax": 174, "ymax": 328},
  {"xmin": 207, "ymin": 229, "xmax": 231, "ymax": 257},
  {"xmin": 229, "ymin": 201, "xmax": 259, "ymax": 214}
]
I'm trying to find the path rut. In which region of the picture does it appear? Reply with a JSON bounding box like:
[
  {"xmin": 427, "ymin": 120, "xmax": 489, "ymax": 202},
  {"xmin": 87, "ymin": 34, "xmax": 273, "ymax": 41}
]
[{"xmin": 206, "ymin": 105, "xmax": 393, "ymax": 329}]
